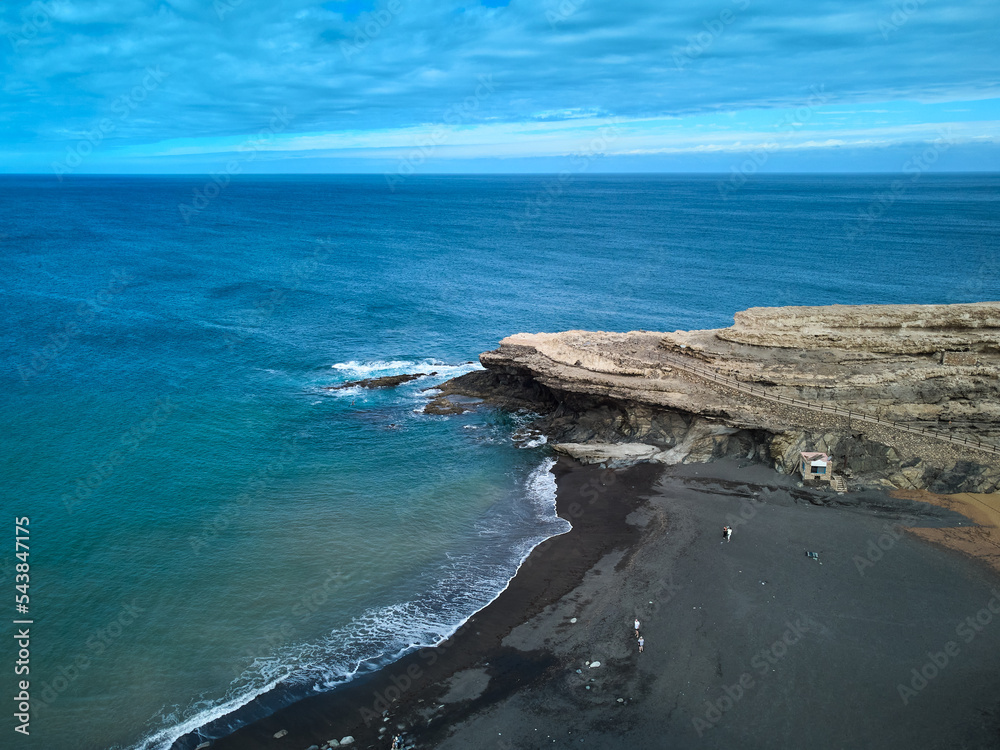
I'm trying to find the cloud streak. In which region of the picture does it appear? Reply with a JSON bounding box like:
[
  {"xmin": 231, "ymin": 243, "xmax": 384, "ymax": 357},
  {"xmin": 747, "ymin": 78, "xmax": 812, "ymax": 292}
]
[{"xmin": 1, "ymin": 0, "xmax": 997, "ymax": 172}]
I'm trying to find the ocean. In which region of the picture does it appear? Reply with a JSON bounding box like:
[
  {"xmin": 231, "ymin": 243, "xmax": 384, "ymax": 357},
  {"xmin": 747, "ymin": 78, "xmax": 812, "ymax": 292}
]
[{"xmin": 2, "ymin": 173, "xmax": 998, "ymax": 749}]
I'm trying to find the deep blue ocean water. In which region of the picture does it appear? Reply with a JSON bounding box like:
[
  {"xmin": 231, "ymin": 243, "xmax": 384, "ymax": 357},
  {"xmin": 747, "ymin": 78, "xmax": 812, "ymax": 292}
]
[{"xmin": 1, "ymin": 174, "xmax": 998, "ymax": 749}]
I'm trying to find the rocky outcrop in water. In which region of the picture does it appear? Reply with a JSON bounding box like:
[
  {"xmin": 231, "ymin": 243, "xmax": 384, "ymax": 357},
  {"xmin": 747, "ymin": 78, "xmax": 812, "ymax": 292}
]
[
  {"xmin": 327, "ymin": 373, "xmax": 434, "ymax": 390},
  {"xmin": 440, "ymin": 303, "xmax": 1000, "ymax": 493}
]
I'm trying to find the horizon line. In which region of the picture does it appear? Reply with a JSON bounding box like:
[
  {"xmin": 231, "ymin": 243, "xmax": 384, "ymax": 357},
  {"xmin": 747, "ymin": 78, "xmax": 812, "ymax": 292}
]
[{"xmin": 2, "ymin": 170, "xmax": 999, "ymax": 178}]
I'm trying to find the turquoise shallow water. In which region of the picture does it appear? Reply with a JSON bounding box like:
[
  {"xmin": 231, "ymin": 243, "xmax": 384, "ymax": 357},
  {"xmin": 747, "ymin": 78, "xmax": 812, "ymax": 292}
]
[{"xmin": 1, "ymin": 174, "xmax": 998, "ymax": 749}]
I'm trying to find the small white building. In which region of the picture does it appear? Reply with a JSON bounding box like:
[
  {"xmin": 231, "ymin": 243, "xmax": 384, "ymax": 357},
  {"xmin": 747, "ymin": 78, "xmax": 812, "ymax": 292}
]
[{"xmin": 799, "ymin": 451, "xmax": 832, "ymax": 483}]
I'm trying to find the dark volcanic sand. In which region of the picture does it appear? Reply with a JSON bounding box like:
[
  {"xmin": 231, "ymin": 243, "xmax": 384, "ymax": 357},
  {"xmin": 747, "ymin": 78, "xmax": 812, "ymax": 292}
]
[
  {"xmin": 184, "ymin": 459, "xmax": 662, "ymax": 750},
  {"xmin": 188, "ymin": 459, "xmax": 1000, "ymax": 750}
]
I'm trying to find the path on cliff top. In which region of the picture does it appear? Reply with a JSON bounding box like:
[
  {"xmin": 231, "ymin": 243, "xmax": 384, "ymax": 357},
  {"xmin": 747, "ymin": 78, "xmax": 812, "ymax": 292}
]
[{"xmin": 658, "ymin": 352, "xmax": 1000, "ymax": 458}]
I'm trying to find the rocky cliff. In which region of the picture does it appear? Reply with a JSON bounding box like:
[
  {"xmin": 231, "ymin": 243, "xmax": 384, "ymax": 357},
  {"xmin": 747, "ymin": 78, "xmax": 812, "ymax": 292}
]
[{"xmin": 437, "ymin": 303, "xmax": 1000, "ymax": 493}]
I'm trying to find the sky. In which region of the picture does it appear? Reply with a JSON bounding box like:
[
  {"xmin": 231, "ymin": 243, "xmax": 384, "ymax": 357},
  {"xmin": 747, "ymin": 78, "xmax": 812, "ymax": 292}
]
[{"xmin": 1, "ymin": 0, "xmax": 998, "ymax": 174}]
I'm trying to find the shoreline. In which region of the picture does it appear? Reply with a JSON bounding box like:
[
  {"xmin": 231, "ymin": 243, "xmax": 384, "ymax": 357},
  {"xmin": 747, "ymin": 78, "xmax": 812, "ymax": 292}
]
[
  {"xmin": 180, "ymin": 458, "xmax": 1000, "ymax": 750},
  {"xmin": 449, "ymin": 306, "xmax": 1000, "ymax": 496},
  {"xmin": 176, "ymin": 458, "xmax": 664, "ymax": 750},
  {"xmin": 435, "ymin": 460, "xmax": 1000, "ymax": 750}
]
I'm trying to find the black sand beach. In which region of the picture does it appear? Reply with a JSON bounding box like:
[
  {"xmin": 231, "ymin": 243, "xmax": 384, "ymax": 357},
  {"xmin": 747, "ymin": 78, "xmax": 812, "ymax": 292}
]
[{"xmin": 194, "ymin": 459, "xmax": 1000, "ymax": 750}]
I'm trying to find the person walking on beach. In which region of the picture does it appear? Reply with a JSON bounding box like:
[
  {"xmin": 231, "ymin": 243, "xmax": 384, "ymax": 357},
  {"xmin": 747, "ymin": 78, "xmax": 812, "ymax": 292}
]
[
  {"xmin": 634, "ymin": 618, "xmax": 641, "ymax": 637},
  {"xmin": 638, "ymin": 636, "xmax": 644, "ymax": 653},
  {"xmin": 724, "ymin": 525, "xmax": 732, "ymax": 542}
]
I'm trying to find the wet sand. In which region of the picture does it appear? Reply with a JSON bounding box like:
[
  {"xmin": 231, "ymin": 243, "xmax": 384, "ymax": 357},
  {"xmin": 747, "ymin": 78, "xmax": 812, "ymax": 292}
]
[
  {"xmin": 185, "ymin": 459, "xmax": 662, "ymax": 750},
  {"xmin": 191, "ymin": 459, "xmax": 1000, "ymax": 750}
]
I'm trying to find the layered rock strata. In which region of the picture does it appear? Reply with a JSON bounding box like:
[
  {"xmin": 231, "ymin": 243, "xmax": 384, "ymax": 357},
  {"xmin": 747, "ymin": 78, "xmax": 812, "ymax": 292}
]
[{"xmin": 438, "ymin": 303, "xmax": 1000, "ymax": 493}]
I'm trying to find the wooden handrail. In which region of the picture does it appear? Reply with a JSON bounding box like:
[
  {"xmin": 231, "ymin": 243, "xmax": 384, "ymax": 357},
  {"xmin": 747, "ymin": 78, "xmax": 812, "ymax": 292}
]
[{"xmin": 658, "ymin": 352, "xmax": 1000, "ymax": 457}]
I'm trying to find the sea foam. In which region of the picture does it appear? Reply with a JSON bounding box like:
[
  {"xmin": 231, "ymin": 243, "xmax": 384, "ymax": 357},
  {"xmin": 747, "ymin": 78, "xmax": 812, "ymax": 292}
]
[{"xmin": 130, "ymin": 456, "xmax": 565, "ymax": 750}]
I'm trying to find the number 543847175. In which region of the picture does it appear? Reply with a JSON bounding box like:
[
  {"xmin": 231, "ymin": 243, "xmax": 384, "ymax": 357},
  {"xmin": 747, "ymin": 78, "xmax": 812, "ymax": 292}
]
[{"xmin": 15, "ymin": 518, "xmax": 29, "ymax": 610}]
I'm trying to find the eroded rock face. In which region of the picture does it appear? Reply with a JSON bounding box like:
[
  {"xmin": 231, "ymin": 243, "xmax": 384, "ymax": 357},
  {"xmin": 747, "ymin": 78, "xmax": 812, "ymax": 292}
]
[
  {"xmin": 443, "ymin": 303, "xmax": 1000, "ymax": 493},
  {"xmin": 719, "ymin": 302, "xmax": 1000, "ymax": 354},
  {"xmin": 552, "ymin": 443, "xmax": 661, "ymax": 467}
]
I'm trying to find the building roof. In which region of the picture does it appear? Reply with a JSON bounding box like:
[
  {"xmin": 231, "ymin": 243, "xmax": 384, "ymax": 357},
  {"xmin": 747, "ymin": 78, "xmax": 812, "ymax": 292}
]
[{"xmin": 800, "ymin": 451, "xmax": 830, "ymax": 462}]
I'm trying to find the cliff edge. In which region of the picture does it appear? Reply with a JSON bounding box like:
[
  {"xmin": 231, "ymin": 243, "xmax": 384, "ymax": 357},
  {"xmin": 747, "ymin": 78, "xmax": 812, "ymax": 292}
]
[{"xmin": 438, "ymin": 302, "xmax": 1000, "ymax": 493}]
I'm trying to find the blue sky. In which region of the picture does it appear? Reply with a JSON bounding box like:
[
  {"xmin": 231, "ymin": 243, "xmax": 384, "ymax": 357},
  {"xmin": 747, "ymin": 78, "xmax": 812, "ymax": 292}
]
[{"xmin": 1, "ymin": 0, "xmax": 998, "ymax": 174}]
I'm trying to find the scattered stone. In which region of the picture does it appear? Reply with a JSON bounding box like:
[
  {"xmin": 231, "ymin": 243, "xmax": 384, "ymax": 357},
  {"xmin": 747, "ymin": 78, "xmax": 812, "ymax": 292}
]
[
  {"xmin": 327, "ymin": 741, "xmax": 340, "ymax": 748},
  {"xmin": 339, "ymin": 737, "xmax": 355, "ymax": 746},
  {"xmin": 273, "ymin": 730, "xmax": 288, "ymax": 739},
  {"xmin": 305, "ymin": 745, "xmax": 319, "ymax": 750},
  {"xmin": 589, "ymin": 661, "xmax": 602, "ymax": 668},
  {"xmin": 195, "ymin": 743, "xmax": 211, "ymax": 750},
  {"xmin": 617, "ymin": 698, "xmax": 624, "ymax": 703},
  {"xmin": 570, "ymin": 617, "xmax": 577, "ymax": 623}
]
